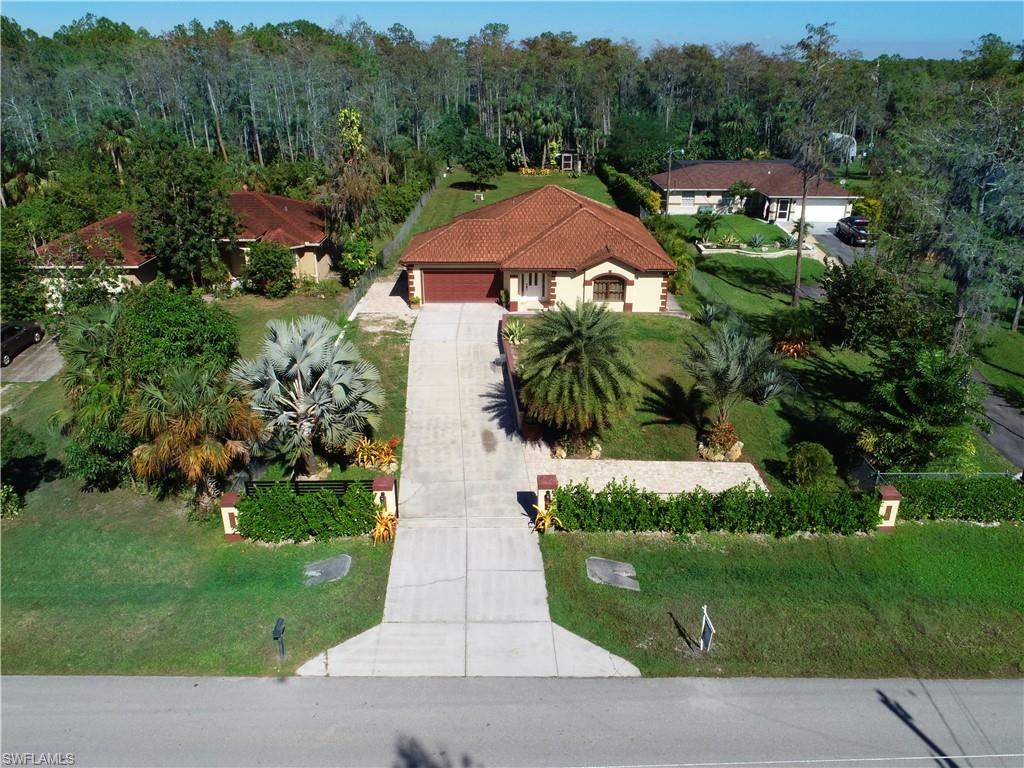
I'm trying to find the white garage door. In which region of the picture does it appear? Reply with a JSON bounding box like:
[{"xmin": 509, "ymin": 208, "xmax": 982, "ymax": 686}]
[{"xmin": 801, "ymin": 199, "xmax": 850, "ymax": 224}]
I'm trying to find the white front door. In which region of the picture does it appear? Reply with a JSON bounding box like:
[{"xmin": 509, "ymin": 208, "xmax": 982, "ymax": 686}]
[
  {"xmin": 777, "ymin": 199, "xmax": 791, "ymax": 220},
  {"xmin": 518, "ymin": 272, "xmax": 546, "ymax": 299}
]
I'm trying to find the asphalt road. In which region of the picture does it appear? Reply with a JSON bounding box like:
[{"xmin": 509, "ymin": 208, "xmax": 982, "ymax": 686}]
[
  {"xmin": 974, "ymin": 373, "xmax": 1024, "ymax": 472},
  {"xmin": 3, "ymin": 676, "xmax": 1022, "ymax": 767}
]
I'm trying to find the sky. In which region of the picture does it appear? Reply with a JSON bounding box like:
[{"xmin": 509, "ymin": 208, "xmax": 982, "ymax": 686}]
[{"xmin": 4, "ymin": 1, "xmax": 1022, "ymax": 59}]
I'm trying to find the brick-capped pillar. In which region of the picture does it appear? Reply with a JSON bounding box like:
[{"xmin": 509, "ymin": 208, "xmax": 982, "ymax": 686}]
[
  {"xmin": 537, "ymin": 474, "xmax": 558, "ymax": 512},
  {"xmin": 373, "ymin": 476, "xmax": 397, "ymax": 517},
  {"xmin": 623, "ymin": 303, "xmax": 633, "ymax": 312},
  {"xmin": 406, "ymin": 266, "xmax": 417, "ymax": 304},
  {"xmin": 659, "ymin": 274, "xmax": 670, "ymax": 312},
  {"xmin": 877, "ymin": 485, "xmax": 902, "ymax": 532},
  {"xmin": 220, "ymin": 492, "xmax": 242, "ymax": 541}
]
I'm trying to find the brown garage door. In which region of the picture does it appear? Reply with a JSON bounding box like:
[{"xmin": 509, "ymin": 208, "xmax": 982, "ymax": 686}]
[{"xmin": 423, "ymin": 270, "xmax": 501, "ymax": 303}]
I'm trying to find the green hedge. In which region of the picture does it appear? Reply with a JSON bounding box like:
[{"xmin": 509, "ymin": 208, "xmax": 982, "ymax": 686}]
[
  {"xmin": 554, "ymin": 480, "xmax": 877, "ymax": 536},
  {"xmin": 235, "ymin": 484, "xmax": 378, "ymax": 542},
  {"xmin": 892, "ymin": 477, "xmax": 1024, "ymax": 522},
  {"xmin": 595, "ymin": 161, "xmax": 660, "ymax": 217}
]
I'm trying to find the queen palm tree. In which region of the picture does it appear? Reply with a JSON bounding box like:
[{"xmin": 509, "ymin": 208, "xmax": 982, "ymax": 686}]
[
  {"xmin": 125, "ymin": 365, "xmax": 264, "ymax": 510},
  {"xmin": 92, "ymin": 106, "xmax": 135, "ymax": 186},
  {"xmin": 230, "ymin": 315, "xmax": 384, "ymax": 476},
  {"xmin": 693, "ymin": 209, "xmax": 723, "ymax": 243},
  {"xmin": 684, "ymin": 325, "xmax": 786, "ymax": 436},
  {"xmin": 518, "ymin": 301, "xmax": 638, "ymax": 440}
]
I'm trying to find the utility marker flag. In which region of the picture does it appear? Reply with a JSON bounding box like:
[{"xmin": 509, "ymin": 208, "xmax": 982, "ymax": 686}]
[{"xmin": 699, "ymin": 605, "xmax": 715, "ymax": 653}]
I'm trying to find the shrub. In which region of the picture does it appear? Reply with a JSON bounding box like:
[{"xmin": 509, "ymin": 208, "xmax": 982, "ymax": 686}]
[
  {"xmin": 113, "ymin": 280, "xmax": 239, "ymax": 384},
  {"xmin": 0, "ymin": 416, "xmax": 42, "ymax": 465},
  {"xmin": 243, "ymin": 242, "xmax": 295, "ymax": 298},
  {"xmin": 892, "ymin": 477, "xmax": 1024, "ymax": 522},
  {"xmin": 338, "ymin": 236, "xmax": 376, "ymax": 286},
  {"xmin": 553, "ymin": 479, "xmax": 876, "ymax": 536},
  {"xmin": 235, "ymin": 483, "xmax": 379, "ymax": 542},
  {"xmin": 596, "ymin": 161, "xmax": 659, "ymax": 216},
  {"xmin": 64, "ymin": 423, "xmax": 133, "ymax": 490},
  {"xmin": 747, "ymin": 233, "xmax": 765, "ymax": 248},
  {"xmin": 0, "ymin": 484, "xmax": 22, "ymax": 518},
  {"xmin": 376, "ymin": 181, "xmax": 425, "ymax": 224},
  {"xmin": 787, "ymin": 442, "xmax": 839, "ymax": 488}
]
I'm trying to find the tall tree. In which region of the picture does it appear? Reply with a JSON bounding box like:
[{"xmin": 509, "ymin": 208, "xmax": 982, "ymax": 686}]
[
  {"xmin": 132, "ymin": 145, "xmax": 236, "ymax": 286},
  {"xmin": 783, "ymin": 22, "xmax": 841, "ymax": 307}
]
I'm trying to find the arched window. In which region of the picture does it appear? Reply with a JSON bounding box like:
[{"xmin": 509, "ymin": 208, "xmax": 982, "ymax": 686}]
[{"xmin": 593, "ymin": 276, "xmax": 625, "ymax": 302}]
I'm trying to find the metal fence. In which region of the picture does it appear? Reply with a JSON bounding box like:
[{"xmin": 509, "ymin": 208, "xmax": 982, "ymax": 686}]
[
  {"xmin": 335, "ymin": 177, "xmax": 441, "ymax": 322},
  {"xmin": 861, "ymin": 459, "xmax": 1016, "ymax": 487}
]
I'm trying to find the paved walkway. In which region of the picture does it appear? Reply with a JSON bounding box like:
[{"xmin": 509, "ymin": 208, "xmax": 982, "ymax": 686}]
[
  {"xmin": 299, "ymin": 304, "xmax": 638, "ymax": 677},
  {"xmin": 525, "ymin": 449, "xmax": 767, "ymax": 494},
  {"xmin": 973, "ymin": 372, "xmax": 1024, "ymax": 472},
  {"xmin": 348, "ymin": 269, "xmax": 417, "ymax": 330}
]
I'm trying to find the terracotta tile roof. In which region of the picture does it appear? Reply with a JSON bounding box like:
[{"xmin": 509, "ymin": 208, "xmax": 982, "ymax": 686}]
[
  {"xmin": 650, "ymin": 160, "xmax": 856, "ymax": 198},
  {"xmin": 35, "ymin": 192, "xmax": 327, "ymax": 267},
  {"xmin": 35, "ymin": 211, "xmax": 153, "ymax": 267},
  {"xmin": 401, "ymin": 185, "xmax": 675, "ymax": 273},
  {"xmin": 229, "ymin": 191, "xmax": 327, "ymax": 245}
]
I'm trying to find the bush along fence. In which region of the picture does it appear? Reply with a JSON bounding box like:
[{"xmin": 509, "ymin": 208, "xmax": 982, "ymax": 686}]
[
  {"xmin": 219, "ymin": 477, "xmax": 396, "ymax": 542},
  {"xmin": 549, "ymin": 477, "xmax": 878, "ymax": 536},
  {"xmin": 337, "ymin": 175, "xmax": 441, "ymax": 322},
  {"xmin": 595, "ymin": 161, "xmax": 661, "ymax": 218},
  {"xmin": 890, "ymin": 476, "xmax": 1024, "ymax": 523}
]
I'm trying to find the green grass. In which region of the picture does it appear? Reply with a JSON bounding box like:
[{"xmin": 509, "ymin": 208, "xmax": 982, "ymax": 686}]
[
  {"xmin": 221, "ymin": 293, "xmax": 352, "ymax": 357},
  {"xmin": 412, "ymin": 170, "xmax": 615, "ymax": 236},
  {"xmin": 541, "ymin": 525, "xmax": 1024, "ymax": 677},
  {"xmin": 976, "ymin": 324, "xmax": 1024, "ymax": 411},
  {"xmin": 1, "ymin": 479, "xmax": 391, "ymax": 675},
  {"xmin": 0, "ymin": 294, "xmax": 398, "ymax": 676},
  {"xmin": 673, "ymin": 214, "xmax": 788, "ymax": 245}
]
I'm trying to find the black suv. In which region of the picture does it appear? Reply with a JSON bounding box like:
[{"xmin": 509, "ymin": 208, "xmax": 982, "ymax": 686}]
[
  {"xmin": 1, "ymin": 321, "xmax": 44, "ymax": 367},
  {"xmin": 836, "ymin": 216, "xmax": 871, "ymax": 246}
]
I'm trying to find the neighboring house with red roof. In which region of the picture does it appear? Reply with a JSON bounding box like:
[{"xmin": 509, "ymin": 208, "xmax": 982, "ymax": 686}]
[
  {"xmin": 400, "ymin": 185, "xmax": 676, "ymax": 312},
  {"xmin": 650, "ymin": 160, "xmax": 857, "ymax": 224},
  {"xmin": 34, "ymin": 191, "xmax": 334, "ymax": 285}
]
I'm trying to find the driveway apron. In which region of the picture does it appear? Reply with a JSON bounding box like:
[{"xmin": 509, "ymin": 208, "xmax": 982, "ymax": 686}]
[{"xmin": 298, "ymin": 304, "xmax": 638, "ymax": 677}]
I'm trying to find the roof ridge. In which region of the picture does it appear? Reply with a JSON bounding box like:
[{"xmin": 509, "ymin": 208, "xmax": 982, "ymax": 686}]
[
  {"xmin": 504, "ymin": 205, "xmax": 591, "ymax": 263},
  {"xmin": 450, "ymin": 185, "xmax": 552, "ymax": 223}
]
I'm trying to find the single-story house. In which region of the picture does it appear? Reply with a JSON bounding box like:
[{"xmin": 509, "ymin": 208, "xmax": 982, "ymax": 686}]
[
  {"xmin": 400, "ymin": 185, "xmax": 677, "ymax": 312},
  {"xmin": 34, "ymin": 191, "xmax": 334, "ymax": 285},
  {"xmin": 649, "ymin": 160, "xmax": 858, "ymax": 224}
]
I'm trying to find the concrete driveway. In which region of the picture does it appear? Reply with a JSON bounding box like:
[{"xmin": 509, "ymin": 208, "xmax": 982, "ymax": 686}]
[
  {"xmin": 811, "ymin": 222, "xmax": 861, "ymax": 265},
  {"xmin": 0, "ymin": 337, "xmax": 62, "ymax": 383},
  {"xmin": 300, "ymin": 303, "xmax": 637, "ymax": 677}
]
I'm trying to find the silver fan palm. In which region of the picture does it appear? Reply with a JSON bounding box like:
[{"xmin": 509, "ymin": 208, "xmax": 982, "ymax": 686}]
[{"xmin": 230, "ymin": 315, "xmax": 384, "ymax": 475}]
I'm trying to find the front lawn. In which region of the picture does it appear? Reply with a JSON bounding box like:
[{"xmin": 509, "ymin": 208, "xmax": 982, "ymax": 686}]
[
  {"xmin": 221, "ymin": 293, "xmax": 351, "ymax": 357},
  {"xmin": 542, "ymin": 525, "xmax": 1024, "ymax": 677},
  {"xmin": 673, "ymin": 213, "xmax": 787, "ymax": 245},
  {"xmin": 413, "ymin": 169, "xmax": 615, "ymax": 235},
  {"xmin": 1, "ymin": 480, "xmax": 391, "ymax": 675}
]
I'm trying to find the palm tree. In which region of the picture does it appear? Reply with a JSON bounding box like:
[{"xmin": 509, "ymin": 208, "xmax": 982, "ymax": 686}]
[
  {"xmin": 693, "ymin": 209, "xmax": 723, "ymax": 243},
  {"xmin": 230, "ymin": 315, "xmax": 385, "ymax": 476},
  {"xmin": 518, "ymin": 301, "xmax": 638, "ymax": 440},
  {"xmin": 684, "ymin": 325, "xmax": 786, "ymax": 435},
  {"xmin": 532, "ymin": 100, "xmax": 569, "ymax": 169},
  {"xmin": 125, "ymin": 365, "xmax": 264, "ymax": 510},
  {"xmin": 92, "ymin": 107, "xmax": 136, "ymax": 185},
  {"xmin": 52, "ymin": 303, "xmax": 127, "ymax": 434}
]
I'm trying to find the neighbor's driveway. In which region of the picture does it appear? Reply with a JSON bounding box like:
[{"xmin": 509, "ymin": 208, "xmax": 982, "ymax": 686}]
[
  {"xmin": 300, "ymin": 303, "xmax": 637, "ymax": 677},
  {"xmin": 811, "ymin": 222, "xmax": 860, "ymax": 265},
  {"xmin": 0, "ymin": 337, "xmax": 62, "ymax": 383}
]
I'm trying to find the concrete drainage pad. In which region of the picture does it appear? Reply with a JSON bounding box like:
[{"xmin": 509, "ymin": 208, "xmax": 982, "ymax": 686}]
[
  {"xmin": 586, "ymin": 557, "xmax": 640, "ymax": 591},
  {"xmin": 304, "ymin": 554, "xmax": 352, "ymax": 586}
]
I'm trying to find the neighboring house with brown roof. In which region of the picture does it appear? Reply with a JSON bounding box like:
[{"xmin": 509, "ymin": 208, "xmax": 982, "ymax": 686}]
[
  {"xmin": 650, "ymin": 160, "xmax": 857, "ymax": 224},
  {"xmin": 400, "ymin": 185, "xmax": 676, "ymax": 312},
  {"xmin": 34, "ymin": 191, "xmax": 335, "ymax": 285}
]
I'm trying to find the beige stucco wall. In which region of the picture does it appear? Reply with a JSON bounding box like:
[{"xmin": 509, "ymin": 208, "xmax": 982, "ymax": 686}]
[
  {"xmin": 666, "ymin": 191, "xmax": 742, "ymax": 215},
  {"xmin": 555, "ymin": 260, "xmax": 665, "ymax": 312}
]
